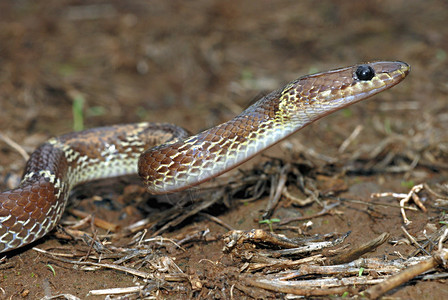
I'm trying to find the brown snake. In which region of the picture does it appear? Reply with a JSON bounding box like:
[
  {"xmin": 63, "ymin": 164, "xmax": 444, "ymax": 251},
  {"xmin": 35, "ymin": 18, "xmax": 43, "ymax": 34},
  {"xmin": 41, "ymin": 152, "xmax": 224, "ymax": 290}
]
[{"xmin": 0, "ymin": 61, "xmax": 409, "ymax": 253}]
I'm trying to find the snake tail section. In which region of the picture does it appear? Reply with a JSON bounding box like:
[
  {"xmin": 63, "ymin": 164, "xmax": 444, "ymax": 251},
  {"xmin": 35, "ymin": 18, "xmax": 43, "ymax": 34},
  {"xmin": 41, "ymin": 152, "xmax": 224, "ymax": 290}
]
[{"xmin": 139, "ymin": 61, "xmax": 410, "ymax": 194}]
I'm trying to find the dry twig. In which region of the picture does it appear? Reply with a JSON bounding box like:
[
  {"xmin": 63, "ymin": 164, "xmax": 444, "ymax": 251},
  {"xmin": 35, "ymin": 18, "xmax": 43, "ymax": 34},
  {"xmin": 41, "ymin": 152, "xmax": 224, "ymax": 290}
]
[
  {"xmin": 329, "ymin": 232, "xmax": 390, "ymax": 265},
  {"xmin": 0, "ymin": 132, "xmax": 29, "ymax": 161},
  {"xmin": 371, "ymin": 183, "xmax": 426, "ymax": 225},
  {"xmin": 364, "ymin": 248, "xmax": 448, "ymax": 299}
]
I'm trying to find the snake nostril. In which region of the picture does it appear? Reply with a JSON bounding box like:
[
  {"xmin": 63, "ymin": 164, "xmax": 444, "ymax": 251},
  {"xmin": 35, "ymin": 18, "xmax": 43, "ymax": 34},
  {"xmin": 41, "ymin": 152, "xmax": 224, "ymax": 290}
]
[{"xmin": 355, "ymin": 65, "xmax": 375, "ymax": 81}]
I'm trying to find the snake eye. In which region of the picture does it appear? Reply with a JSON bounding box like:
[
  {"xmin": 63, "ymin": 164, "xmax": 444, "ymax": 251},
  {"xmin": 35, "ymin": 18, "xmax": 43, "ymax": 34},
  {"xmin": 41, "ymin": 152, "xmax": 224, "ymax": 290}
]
[{"xmin": 355, "ymin": 65, "xmax": 375, "ymax": 81}]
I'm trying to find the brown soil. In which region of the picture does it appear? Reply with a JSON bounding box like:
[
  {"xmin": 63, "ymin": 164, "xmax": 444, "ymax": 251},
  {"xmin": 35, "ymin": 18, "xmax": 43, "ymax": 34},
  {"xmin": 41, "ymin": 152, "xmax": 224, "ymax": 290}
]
[{"xmin": 0, "ymin": 1, "xmax": 447, "ymax": 299}]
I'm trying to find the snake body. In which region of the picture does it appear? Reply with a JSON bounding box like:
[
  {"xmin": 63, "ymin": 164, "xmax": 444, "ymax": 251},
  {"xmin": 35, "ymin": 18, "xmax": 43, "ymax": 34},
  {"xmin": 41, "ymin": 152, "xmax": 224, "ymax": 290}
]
[{"xmin": 0, "ymin": 61, "xmax": 409, "ymax": 253}]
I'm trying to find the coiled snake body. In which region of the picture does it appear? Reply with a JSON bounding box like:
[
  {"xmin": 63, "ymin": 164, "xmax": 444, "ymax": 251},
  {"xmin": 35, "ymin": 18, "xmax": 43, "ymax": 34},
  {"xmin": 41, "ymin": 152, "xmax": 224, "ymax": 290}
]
[{"xmin": 0, "ymin": 61, "xmax": 409, "ymax": 253}]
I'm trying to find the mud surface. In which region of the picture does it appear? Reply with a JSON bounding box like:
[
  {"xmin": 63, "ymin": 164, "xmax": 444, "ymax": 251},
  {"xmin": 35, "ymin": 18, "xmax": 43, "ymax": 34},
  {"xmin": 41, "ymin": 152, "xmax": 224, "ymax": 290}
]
[{"xmin": 0, "ymin": 1, "xmax": 447, "ymax": 299}]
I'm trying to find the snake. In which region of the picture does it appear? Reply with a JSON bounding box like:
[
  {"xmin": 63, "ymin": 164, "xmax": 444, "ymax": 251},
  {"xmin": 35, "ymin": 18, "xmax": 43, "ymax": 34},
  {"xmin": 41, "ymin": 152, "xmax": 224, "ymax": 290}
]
[{"xmin": 0, "ymin": 61, "xmax": 409, "ymax": 253}]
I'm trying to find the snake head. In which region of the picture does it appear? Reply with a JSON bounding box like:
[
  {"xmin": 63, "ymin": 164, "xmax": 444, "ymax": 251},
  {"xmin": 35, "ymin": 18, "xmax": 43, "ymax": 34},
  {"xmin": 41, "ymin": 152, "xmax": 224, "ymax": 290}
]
[{"xmin": 279, "ymin": 61, "xmax": 410, "ymax": 121}]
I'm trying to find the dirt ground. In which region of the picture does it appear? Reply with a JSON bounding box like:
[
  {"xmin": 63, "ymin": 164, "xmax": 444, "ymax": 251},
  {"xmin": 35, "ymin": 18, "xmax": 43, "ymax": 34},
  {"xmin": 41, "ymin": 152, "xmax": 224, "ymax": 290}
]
[{"xmin": 0, "ymin": 0, "xmax": 447, "ymax": 299}]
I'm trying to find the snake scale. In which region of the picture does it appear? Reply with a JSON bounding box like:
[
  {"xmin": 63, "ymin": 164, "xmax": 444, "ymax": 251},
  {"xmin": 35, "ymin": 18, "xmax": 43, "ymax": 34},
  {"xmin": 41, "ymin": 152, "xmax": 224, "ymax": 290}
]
[{"xmin": 0, "ymin": 61, "xmax": 409, "ymax": 253}]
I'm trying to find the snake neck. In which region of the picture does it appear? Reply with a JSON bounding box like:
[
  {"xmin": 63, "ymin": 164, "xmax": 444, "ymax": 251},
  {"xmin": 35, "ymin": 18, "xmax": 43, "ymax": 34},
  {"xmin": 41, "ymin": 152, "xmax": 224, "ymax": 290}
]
[{"xmin": 139, "ymin": 90, "xmax": 304, "ymax": 194}]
